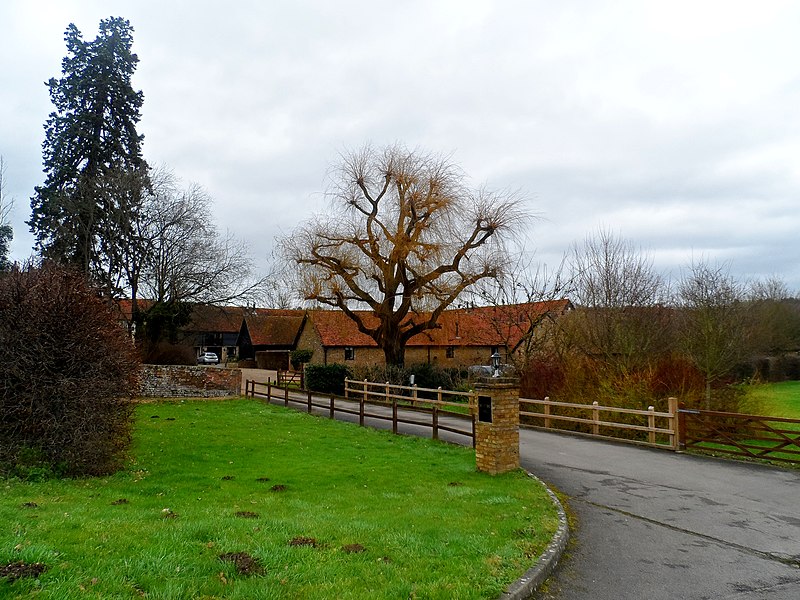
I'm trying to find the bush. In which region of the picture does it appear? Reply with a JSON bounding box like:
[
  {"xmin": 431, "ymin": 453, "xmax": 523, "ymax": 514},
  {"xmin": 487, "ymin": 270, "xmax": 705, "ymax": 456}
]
[
  {"xmin": 0, "ymin": 263, "xmax": 141, "ymax": 478},
  {"xmin": 290, "ymin": 349, "xmax": 313, "ymax": 370},
  {"xmin": 305, "ymin": 363, "xmax": 351, "ymax": 395}
]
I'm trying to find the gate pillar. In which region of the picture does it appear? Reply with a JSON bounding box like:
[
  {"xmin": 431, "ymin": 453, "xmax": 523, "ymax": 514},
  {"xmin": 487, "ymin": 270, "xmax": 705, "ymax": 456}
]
[{"xmin": 474, "ymin": 377, "xmax": 520, "ymax": 475}]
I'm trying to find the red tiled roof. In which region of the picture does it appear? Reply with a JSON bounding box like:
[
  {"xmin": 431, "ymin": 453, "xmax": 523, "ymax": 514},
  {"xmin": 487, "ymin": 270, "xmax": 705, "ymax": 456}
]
[
  {"xmin": 187, "ymin": 305, "xmax": 246, "ymax": 333},
  {"xmin": 243, "ymin": 310, "xmax": 306, "ymax": 346},
  {"xmin": 307, "ymin": 299, "xmax": 572, "ymax": 348}
]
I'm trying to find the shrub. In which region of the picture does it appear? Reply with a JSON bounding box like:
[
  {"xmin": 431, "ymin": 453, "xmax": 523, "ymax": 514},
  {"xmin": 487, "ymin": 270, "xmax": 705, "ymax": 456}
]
[
  {"xmin": 305, "ymin": 363, "xmax": 351, "ymax": 394},
  {"xmin": 290, "ymin": 349, "xmax": 313, "ymax": 370},
  {"xmin": 0, "ymin": 263, "xmax": 141, "ymax": 478}
]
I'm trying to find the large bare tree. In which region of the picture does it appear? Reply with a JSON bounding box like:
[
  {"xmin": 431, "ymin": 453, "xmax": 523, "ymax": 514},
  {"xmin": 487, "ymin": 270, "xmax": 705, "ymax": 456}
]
[{"xmin": 280, "ymin": 144, "xmax": 529, "ymax": 365}]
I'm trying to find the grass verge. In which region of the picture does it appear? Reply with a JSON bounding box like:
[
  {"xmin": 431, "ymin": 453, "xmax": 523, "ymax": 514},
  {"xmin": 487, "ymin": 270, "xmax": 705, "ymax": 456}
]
[{"xmin": 1, "ymin": 399, "xmax": 558, "ymax": 599}]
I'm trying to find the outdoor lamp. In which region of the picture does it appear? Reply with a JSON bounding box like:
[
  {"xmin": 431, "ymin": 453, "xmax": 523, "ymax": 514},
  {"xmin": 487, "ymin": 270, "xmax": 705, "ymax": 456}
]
[{"xmin": 491, "ymin": 351, "xmax": 501, "ymax": 377}]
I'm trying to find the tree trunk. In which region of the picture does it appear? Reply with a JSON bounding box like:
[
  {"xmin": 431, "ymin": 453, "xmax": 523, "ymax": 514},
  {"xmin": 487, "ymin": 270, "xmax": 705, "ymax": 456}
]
[{"xmin": 381, "ymin": 334, "xmax": 406, "ymax": 367}]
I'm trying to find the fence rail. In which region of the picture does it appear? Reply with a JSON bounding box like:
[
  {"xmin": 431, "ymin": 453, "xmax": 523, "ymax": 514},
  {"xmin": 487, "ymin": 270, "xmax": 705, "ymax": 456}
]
[
  {"xmin": 678, "ymin": 405, "xmax": 800, "ymax": 463},
  {"xmin": 520, "ymin": 396, "xmax": 679, "ymax": 449},
  {"xmin": 245, "ymin": 379, "xmax": 476, "ymax": 447}
]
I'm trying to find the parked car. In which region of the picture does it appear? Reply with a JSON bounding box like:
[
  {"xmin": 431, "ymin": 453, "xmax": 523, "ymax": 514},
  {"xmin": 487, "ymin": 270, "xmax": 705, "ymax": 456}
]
[
  {"xmin": 197, "ymin": 352, "xmax": 219, "ymax": 365},
  {"xmin": 468, "ymin": 364, "xmax": 516, "ymax": 378}
]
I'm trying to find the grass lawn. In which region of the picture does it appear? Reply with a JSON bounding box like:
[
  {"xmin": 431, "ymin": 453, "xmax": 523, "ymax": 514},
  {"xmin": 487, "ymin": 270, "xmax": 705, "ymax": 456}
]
[
  {"xmin": 738, "ymin": 381, "xmax": 800, "ymax": 419},
  {"xmin": 1, "ymin": 399, "xmax": 558, "ymax": 599}
]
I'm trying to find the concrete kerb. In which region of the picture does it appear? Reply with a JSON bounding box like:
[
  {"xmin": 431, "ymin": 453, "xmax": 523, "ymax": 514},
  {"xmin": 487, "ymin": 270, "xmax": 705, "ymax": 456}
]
[{"xmin": 501, "ymin": 473, "xmax": 570, "ymax": 600}]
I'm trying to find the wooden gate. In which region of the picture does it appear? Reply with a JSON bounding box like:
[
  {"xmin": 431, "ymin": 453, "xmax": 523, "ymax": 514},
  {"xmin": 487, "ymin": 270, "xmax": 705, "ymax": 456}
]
[{"xmin": 678, "ymin": 405, "xmax": 800, "ymax": 464}]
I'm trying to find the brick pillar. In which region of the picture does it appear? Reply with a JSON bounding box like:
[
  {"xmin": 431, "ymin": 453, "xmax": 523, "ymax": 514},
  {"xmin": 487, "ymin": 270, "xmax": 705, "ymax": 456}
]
[{"xmin": 474, "ymin": 377, "xmax": 520, "ymax": 475}]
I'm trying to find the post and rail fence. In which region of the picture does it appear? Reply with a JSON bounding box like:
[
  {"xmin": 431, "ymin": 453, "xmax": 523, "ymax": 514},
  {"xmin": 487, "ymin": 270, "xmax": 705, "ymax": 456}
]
[
  {"xmin": 520, "ymin": 396, "xmax": 680, "ymax": 449},
  {"xmin": 244, "ymin": 376, "xmax": 800, "ymax": 464},
  {"xmin": 244, "ymin": 378, "xmax": 477, "ymax": 447}
]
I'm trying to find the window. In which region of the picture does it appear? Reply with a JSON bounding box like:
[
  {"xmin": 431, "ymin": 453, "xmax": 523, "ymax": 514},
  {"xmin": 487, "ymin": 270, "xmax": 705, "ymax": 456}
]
[
  {"xmin": 446, "ymin": 346, "xmax": 455, "ymax": 358},
  {"xmin": 344, "ymin": 347, "xmax": 355, "ymax": 361}
]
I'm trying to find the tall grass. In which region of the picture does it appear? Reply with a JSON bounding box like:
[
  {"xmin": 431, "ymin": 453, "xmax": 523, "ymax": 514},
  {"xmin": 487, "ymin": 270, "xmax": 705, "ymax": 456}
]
[{"xmin": 1, "ymin": 399, "xmax": 558, "ymax": 599}]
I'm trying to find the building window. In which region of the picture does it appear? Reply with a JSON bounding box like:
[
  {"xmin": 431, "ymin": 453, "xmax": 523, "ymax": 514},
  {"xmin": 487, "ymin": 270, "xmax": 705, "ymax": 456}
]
[
  {"xmin": 344, "ymin": 347, "xmax": 355, "ymax": 361},
  {"xmin": 446, "ymin": 346, "xmax": 455, "ymax": 358}
]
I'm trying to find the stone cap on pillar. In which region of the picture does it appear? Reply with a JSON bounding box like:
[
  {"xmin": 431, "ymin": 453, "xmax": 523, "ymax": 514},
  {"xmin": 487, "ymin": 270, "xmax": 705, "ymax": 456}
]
[{"xmin": 474, "ymin": 376, "xmax": 520, "ymax": 389}]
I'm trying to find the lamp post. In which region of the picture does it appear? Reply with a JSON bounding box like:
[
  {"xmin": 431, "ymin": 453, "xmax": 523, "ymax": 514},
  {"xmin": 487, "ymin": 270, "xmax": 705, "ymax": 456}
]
[{"xmin": 491, "ymin": 351, "xmax": 501, "ymax": 377}]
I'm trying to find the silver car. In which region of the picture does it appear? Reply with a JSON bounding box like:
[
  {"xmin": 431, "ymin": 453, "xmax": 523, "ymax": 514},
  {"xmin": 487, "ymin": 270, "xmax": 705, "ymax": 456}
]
[{"xmin": 197, "ymin": 352, "xmax": 219, "ymax": 365}]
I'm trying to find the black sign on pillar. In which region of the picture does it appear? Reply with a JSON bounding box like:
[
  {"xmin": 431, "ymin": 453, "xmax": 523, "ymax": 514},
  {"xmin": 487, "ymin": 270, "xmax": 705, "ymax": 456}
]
[{"xmin": 478, "ymin": 395, "xmax": 492, "ymax": 423}]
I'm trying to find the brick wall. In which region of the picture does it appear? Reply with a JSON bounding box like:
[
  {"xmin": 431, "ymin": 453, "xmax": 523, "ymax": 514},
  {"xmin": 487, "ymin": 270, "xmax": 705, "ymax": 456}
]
[
  {"xmin": 140, "ymin": 365, "xmax": 242, "ymax": 398},
  {"xmin": 474, "ymin": 379, "xmax": 520, "ymax": 475}
]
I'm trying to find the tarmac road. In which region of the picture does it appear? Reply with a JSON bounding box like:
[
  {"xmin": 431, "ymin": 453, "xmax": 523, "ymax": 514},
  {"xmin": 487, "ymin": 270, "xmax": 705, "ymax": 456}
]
[{"xmin": 522, "ymin": 430, "xmax": 800, "ymax": 600}]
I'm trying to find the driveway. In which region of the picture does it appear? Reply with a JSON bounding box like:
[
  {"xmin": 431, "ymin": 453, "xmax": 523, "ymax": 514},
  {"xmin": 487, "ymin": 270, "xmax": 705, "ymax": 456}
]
[{"xmin": 522, "ymin": 430, "xmax": 800, "ymax": 600}]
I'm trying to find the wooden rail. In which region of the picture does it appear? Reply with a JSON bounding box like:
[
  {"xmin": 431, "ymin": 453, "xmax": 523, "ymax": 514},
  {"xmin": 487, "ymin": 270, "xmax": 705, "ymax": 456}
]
[
  {"xmin": 520, "ymin": 396, "xmax": 679, "ymax": 449},
  {"xmin": 245, "ymin": 379, "xmax": 476, "ymax": 447},
  {"xmin": 678, "ymin": 405, "xmax": 800, "ymax": 464}
]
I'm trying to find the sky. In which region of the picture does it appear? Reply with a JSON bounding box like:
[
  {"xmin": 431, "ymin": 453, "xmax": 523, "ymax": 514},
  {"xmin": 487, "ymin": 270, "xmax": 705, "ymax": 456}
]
[{"xmin": 2, "ymin": 0, "xmax": 800, "ymax": 292}]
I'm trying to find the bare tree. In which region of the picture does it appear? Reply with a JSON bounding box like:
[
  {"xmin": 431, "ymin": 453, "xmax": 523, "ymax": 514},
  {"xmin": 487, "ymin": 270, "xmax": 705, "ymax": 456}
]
[
  {"xmin": 118, "ymin": 168, "xmax": 266, "ymax": 348},
  {"xmin": 280, "ymin": 144, "xmax": 530, "ymax": 365},
  {"xmin": 566, "ymin": 229, "xmax": 672, "ymax": 372},
  {"xmin": 747, "ymin": 276, "xmax": 800, "ymax": 357},
  {"xmin": 677, "ymin": 260, "xmax": 750, "ymax": 406},
  {"xmin": 470, "ymin": 253, "xmax": 573, "ymax": 367}
]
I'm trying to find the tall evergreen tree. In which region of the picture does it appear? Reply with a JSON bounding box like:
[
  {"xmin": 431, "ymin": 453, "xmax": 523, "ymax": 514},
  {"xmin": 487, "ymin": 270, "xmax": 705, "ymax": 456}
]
[{"xmin": 29, "ymin": 17, "xmax": 148, "ymax": 292}]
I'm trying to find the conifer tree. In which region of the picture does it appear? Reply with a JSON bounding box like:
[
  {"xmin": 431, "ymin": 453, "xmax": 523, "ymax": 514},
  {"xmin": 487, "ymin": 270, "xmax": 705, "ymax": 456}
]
[{"xmin": 29, "ymin": 17, "xmax": 148, "ymax": 293}]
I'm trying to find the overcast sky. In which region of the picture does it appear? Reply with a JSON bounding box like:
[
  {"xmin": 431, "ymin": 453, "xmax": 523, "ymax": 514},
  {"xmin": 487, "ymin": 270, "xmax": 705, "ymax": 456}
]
[{"xmin": 2, "ymin": 0, "xmax": 800, "ymax": 292}]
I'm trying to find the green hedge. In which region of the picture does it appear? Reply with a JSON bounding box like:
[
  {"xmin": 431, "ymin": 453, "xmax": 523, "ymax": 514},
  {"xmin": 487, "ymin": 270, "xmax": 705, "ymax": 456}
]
[{"xmin": 305, "ymin": 363, "xmax": 351, "ymax": 395}]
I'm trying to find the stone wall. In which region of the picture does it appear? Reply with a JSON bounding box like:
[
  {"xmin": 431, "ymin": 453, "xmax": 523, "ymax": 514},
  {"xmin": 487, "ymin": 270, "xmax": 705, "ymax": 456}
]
[{"xmin": 140, "ymin": 365, "xmax": 242, "ymax": 398}]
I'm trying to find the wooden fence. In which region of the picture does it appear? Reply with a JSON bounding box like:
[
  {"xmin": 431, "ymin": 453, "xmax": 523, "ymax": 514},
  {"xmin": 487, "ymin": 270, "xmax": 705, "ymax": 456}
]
[
  {"xmin": 244, "ymin": 379, "xmax": 476, "ymax": 447},
  {"xmin": 244, "ymin": 377, "xmax": 800, "ymax": 464},
  {"xmin": 678, "ymin": 405, "xmax": 800, "ymax": 464},
  {"xmin": 520, "ymin": 396, "xmax": 679, "ymax": 449}
]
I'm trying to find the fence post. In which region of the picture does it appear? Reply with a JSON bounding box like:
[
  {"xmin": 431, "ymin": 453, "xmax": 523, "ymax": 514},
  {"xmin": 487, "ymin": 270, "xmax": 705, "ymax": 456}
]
[
  {"xmin": 360, "ymin": 394, "xmax": 365, "ymax": 427},
  {"xmin": 267, "ymin": 381, "xmax": 272, "ymax": 402},
  {"xmin": 307, "ymin": 390, "xmax": 312, "ymax": 413},
  {"xmin": 329, "ymin": 395, "xmax": 335, "ymax": 419},
  {"xmin": 385, "ymin": 381, "xmax": 391, "ymax": 404},
  {"xmin": 437, "ymin": 386, "xmax": 442, "ymax": 406},
  {"xmin": 284, "ymin": 386, "xmax": 289, "ymax": 407},
  {"xmin": 648, "ymin": 406, "xmax": 656, "ymax": 445},
  {"xmin": 432, "ymin": 405, "xmax": 439, "ymax": 440},
  {"xmin": 392, "ymin": 399, "xmax": 398, "ymax": 435},
  {"xmin": 344, "ymin": 378, "xmax": 349, "ymax": 400},
  {"xmin": 592, "ymin": 401, "xmax": 600, "ymax": 435},
  {"xmin": 677, "ymin": 401, "xmax": 687, "ymax": 450},
  {"xmin": 667, "ymin": 397, "xmax": 677, "ymax": 449},
  {"xmin": 412, "ymin": 384, "xmax": 418, "ymax": 407},
  {"xmin": 544, "ymin": 396, "xmax": 551, "ymax": 429}
]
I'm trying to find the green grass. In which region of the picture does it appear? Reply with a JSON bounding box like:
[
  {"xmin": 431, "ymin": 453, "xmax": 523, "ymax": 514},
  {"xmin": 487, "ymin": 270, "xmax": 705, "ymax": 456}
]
[
  {"xmin": 689, "ymin": 382, "xmax": 800, "ymax": 465},
  {"xmin": 1, "ymin": 399, "xmax": 558, "ymax": 599},
  {"xmin": 738, "ymin": 381, "xmax": 800, "ymax": 419}
]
